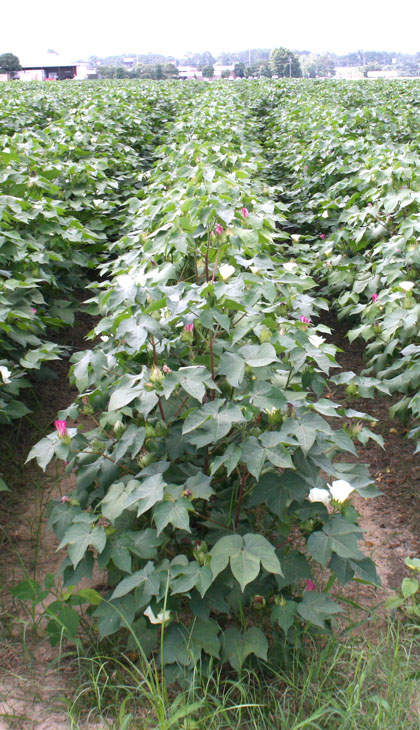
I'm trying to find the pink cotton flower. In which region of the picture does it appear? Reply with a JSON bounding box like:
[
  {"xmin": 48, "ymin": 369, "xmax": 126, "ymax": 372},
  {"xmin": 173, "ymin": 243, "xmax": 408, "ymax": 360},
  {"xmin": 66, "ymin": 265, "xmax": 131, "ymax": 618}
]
[
  {"xmin": 54, "ymin": 420, "xmax": 68, "ymax": 438},
  {"xmin": 32, "ymin": 308, "xmax": 37, "ymax": 314},
  {"xmin": 305, "ymin": 579, "xmax": 316, "ymax": 591},
  {"xmin": 241, "ymin": 207, "xmax": 249, "ymax": 218},
  {"xmin": 61, "ymin": 495, "xmax": 71, "ymax": 504},
  {"xmin": 184, "ymin": 323, "xmax": 194, "ymax": 333},
  {"xmin": 371, "ymin": 293, "xmax": 378, "ymax": 302},
  {"xmin": 320, "ymin": 234, "xmax": 326, "ymax": 240},
  {"xmin": 300, "ymin": 315, "xmax": 311, "ymax": 324},
  {"xmin": 215, "ymin": 224, "xmax": 224, "ymax": 236},
  {"xmin": 162, "ymin": 364, "xmax": 172, "ymax": 374}
]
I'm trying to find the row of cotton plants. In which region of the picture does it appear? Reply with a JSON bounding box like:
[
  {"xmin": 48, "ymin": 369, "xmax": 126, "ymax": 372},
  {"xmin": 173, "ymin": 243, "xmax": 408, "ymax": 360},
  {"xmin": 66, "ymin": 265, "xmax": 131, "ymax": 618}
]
[
  {"xmin": 27, "ymin": 81, "xmax": 379, "ymax": 679},
  {"xmin": 0, "ymin": 81, "xmax": 183, "ymax": 427},
  {"xmin": 254, "ymin": 79, "xmax": 420, "ymax": 446}
]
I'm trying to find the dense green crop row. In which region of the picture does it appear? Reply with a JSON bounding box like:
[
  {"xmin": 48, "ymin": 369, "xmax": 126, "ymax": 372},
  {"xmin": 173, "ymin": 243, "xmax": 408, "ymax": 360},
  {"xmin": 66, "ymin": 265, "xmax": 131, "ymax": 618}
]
[
  {"xmin": 0, "ymin": 81, "xmax": 187, "ymax": 423},
  {"xmin": 255, "ymin": 79, "xmax": 420, "ymax": 445},
  {"xmin": 9, "ymin": 78, "xmax": 420, "ymax": 677},
  {"xmin": 22, "ymin": 81, "xmax": 382, "ymax": 678}
]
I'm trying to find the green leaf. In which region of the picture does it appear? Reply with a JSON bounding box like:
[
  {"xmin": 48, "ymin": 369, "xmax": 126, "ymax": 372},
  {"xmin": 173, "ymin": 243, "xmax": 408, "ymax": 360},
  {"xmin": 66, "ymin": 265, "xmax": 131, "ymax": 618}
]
[
  {"xmin": 401, "ymin": 577, "xmax": 419, "ymax": 598},
  {"xmin": 271, "ymin": 601, "xmax": 298, "ymax": 633},
  {"xmin": 111, "ymin": 561, "xmax": 159, "ymax": 602},
  {"xmin": 307, "ymin": 531, "xmax": 332, "ymax": 568},
  {"xmin": 230, "ymin": 550, "xmax": 261, "ymax": 591},
  {"xmin": 108, "ymin": 380, "xmax": 145, "ymax": 411},
  {"xmin": 239, "ymin": 342, "xmax": 277, "ymax": 368},
  {"xmin": 217, "ymin": 351, "xmax": 245, "ymax": 387},
  {"xmin": 77, "ymin": 588, "xmax": 102, "ymax": 606},
  {"xmin": 153, "ymin": 499, "xmax": 192, "ymax": 534},
  {"xmin": 0, "ymin": 478, "xmax": 10, "ymax": 492},
  {"xmin": 222, "ymin": 627, "xmax": 268, "ymax": 670},
  {"xmin": 184, "ymin": 472, "xmax": 214, "ymax": 500},
  {"xmin": 210, "ymin": 534, "xmax": 242, "ymax": 580},
  {"xmin": 25, "ymin": 434, "xmax": 56, "ymax": 471},
  {"xmin": 190, "ymin": 618, "xmax": 220, "ymax": 658},
  {"xmin": 297, "ymin": 591, "xmax": 342, "ymax": 629},
  {"xmin": 210, "ymin": 533, "xmax": 281, "ymax": 591}
]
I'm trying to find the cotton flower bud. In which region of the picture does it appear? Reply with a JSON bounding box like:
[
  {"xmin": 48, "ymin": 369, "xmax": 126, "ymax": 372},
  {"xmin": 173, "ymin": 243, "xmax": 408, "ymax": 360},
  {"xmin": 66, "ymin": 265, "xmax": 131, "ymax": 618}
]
[
  {"xmin": 193, "ymin": 540, "xmax": 210, "ymax": 566},
  {"xmin": 113, "ymin": 420, "xmax": 125, "ymax": 438},
  {"xmin": 137, "ymin": 452, "xmax": 154, "ymax": 469},
  {"xmin": 149, "ymin": 366, "xmax": 164, "ymax": 385},
  {"xmin": 251, "ymin": 595, "xmax": 266, "ymax": 610},
  {"xmin": 266, "ymin": 408, "xmax": 283, "ymax": 426},
  {"xmin": 145, "ymin": 423, "xmax": 156, "ymax": 439},
  {"xmin": 181, "ymin": 323, "xmax": 194, "ymax": 343},
  {"xmin": 345, "ymin": 383, "xmax": 359, "ymax": 398},
  {"xmin": 259, "ymin": 326, "xmax": 272, "ymax": 343}
]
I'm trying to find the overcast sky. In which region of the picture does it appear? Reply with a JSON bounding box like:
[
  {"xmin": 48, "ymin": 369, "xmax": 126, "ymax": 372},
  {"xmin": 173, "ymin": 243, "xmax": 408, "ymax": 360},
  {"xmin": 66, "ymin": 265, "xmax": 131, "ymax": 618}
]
[{"xmin": 3, "ymin": 0, "xmax": 420, "ymax": 61}]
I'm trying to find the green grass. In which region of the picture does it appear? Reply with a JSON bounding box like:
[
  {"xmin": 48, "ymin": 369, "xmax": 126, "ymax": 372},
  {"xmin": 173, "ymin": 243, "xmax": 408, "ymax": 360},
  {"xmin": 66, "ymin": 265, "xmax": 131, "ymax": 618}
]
[{"xmin": 60, "ymin": 620, "xmax": 420, "ymax": 730}]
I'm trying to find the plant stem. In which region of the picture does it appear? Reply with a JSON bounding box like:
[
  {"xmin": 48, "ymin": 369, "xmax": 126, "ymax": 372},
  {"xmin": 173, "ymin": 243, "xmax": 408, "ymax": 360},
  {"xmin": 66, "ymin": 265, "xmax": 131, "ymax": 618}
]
[{"xmin": 234, "ymin": 466, "xmax": 248, "ymax": 529}]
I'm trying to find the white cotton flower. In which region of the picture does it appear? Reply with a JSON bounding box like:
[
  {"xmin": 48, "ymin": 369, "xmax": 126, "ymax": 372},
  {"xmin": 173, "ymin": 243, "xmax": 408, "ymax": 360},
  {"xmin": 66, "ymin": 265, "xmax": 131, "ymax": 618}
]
[
  {"xmin": 399, "ymin": 281, "xmax": 415, "ymax": 292},
  {"xmin": 283, "ymin": 261, "xmax": 297, "ymax": 272},
  {"xmin": 329, "ymin": 479, "xmax": 355, "ymax": 502},
  {"xmin": 250, "ymin": 266, "xmax": 260, "ymax": 274},
  {"xmin": 308, "ymin": 335, "xmax": 325, "ymax": 348},
  {"xmin": 144, "ymin": 606, "xmax": 171, "ymax": 624},
  {"xmin": 308, "ymin": 488, "xmax": 331, "ymax": 505},
  {"xmin": 100, "ymin": 335, "xmax": 109, "ymax": 342},
  {"xmin": 0, "ymin": 366, "xmax": 11, "ymax": 385},
  {"xmin": 219, "ymin": 264, "xmax": 235, "ymax": 281}
]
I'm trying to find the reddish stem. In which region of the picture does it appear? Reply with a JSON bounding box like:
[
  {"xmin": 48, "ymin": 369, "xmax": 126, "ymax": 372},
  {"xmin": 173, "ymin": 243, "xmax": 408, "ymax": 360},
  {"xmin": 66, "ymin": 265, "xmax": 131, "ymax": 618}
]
[
  {"xmin": 211, "ymin": 251, "xmax": 220, "ymax": 284},
  {"xmin": 234, "ymin": 466, "xmax": 248, "ymax": 529},
  {"xmin": 158, "ymin": 398, "xmax": 166, "ymax": 421}
]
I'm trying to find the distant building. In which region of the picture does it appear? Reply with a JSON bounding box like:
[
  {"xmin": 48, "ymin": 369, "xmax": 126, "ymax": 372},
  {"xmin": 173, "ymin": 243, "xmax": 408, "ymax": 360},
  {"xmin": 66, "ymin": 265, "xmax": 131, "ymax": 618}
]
[
  {"xmin": 213, "ymin": 63, "xmax": 235, "ymax": 79},
  {"xmin": 178, "ymin": 65, "xmax": 203, "ymax": 80},
  {"xmin": 334, "ymin": 66, "xmax": 364, "ymax": 80},
  {"xmin": 366, "ymin": 69, "xmax": 399, "ymax": 79},
  {"xmin": 18, "ymin": 54, "xmax": 78, "ymax": 81},
  {"xmin": 123, "ymin": 57, "xmax": 136, "ymax": 69}
]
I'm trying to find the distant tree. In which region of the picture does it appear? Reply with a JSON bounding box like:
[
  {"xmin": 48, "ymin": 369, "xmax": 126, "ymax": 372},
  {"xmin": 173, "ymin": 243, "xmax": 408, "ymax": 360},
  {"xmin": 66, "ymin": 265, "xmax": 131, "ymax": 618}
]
[
  {"xmin": 270, "ymin": 47, "xmax": 301, "ymax": 77},
  {"xmin": 258, "ymin": 62, "xmax": 272, "ymax": 78},
  {"xmin": 199, "ymin": 51, "xmax": 215, "ymax": 68},
  {"xmin": 114, "ymin": 66, "xmax": 128, "ymax": 79},
  {"xmin": 221, "ymin": 69, "xmax": 231, "ymax": 79},
  {"xmin": 202, "ymin": 65, "xmax": 214, "ymax": 78},
  {"xmin": 162, "ymin": 63, "xmax": 179, "ymax": 78},
  {"xmin": 244, "ymin": 63, "xmax": 258, "ymax": 78},
  {"xmin": 234, "ymin": 62, "xmax": 245, "ymax": 78},
  {"xmin": 155, "ymin": 64, "xmax": 164, "ymax": 80},
  {"xmin": 0, "ymin": 53, "xmax": 21, "ymax": 78},
  {"xmin": 301, "ymin": 53, "xmax": 335, "ymax": 78}
]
